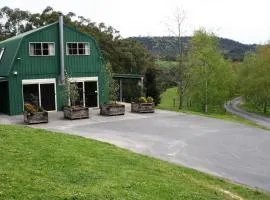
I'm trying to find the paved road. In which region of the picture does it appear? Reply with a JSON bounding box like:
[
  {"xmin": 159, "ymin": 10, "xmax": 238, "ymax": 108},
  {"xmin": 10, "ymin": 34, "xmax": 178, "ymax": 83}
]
[
  {"xmin": 23, "ymin": 109, "xmax": 270, "ymax": 192},
  {"xmin": 225, "ymin": 97, "xmax": 270, "ymax": 129}
]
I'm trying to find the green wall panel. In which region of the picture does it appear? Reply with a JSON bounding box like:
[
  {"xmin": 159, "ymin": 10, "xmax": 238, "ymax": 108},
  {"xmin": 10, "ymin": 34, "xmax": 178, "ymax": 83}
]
[{"xmin": 8, "ymin": 23, "xmax": 108, "ymax": 115}]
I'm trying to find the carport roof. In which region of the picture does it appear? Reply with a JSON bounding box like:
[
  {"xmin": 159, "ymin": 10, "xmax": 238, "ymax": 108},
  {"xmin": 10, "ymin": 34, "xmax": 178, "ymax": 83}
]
[{"xmin": 112, "ymin": 73, "xmax": 143, "ymax": 79}]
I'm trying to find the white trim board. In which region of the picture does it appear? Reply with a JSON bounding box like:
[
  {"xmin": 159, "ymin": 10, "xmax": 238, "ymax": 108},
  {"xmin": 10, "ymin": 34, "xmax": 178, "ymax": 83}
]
[
  {"xmin": 69, "ymin": 77, "xmax": 98, "ymax": 82},
  {"xmin": 22, "ymin": 78, "xmax": 56, "ymax": 85}
]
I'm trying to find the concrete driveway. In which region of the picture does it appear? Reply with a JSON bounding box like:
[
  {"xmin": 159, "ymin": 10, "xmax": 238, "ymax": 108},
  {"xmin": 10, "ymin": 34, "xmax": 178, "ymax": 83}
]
[{"xmin": 2, "ymin": 107, "xmax": 270, "ymax": 191}]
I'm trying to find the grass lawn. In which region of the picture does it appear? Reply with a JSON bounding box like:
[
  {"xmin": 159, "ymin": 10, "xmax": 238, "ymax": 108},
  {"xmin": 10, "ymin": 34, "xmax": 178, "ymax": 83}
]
[
  {"xmin": 155, "ymin": 60, "xmax": 178, "ymax": 68},
  {"xmin": 157, "ymin": 87, "xmax": 269, "ymax": 130},
  {"xmin": 240, "ymin": 102, "xmax": 270, "ymax": 118},
  {"xmin": 1, "ymin": 125, "xmax": 270, "ymax": 200}
]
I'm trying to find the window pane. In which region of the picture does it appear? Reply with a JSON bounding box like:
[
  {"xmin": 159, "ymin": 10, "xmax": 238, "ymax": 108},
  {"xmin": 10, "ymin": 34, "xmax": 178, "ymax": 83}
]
[
  {"xmin": 67, "ymin": 43, "xmax": 72, "ymax": 49},
  {"xmin": 72, "ymin": 43, "xmax": 77, "ymax": 49},
  {"xmin": 35, "ymin": 43, "xmax": 42, "ymax": 50},
  {"xmin": 85, "ymin": 43, "xmax": 90, "ymax": 55},
  {"xmin": 78, "ymin": 48, "xmax": 85, "ymax": 54},
  {"xmin": 43, "ymin": 49, "xmax": 49, "ymax": 55},
  {"xmin": 0, "ymin": 48, "xmax": 4, "ymax": 60},
  {"xmin": 29, "ymin": 44, "xmax": 34, "ymax": 56},
  {"xmin": 78, "ymin": 43, "xmax": 84, "ymax": 49},
  {"xmin": 23, "ymin": 84, "xmax": 39, "ymax": 106},
  {"xmin": 34, "ymin": 49, "xmax": 42, "ymax": 55},
  {"xmin": 43, "ymin": 43, "xmax": 49, "ymax": 49},
  {"xmin": 48, "ymin": 43, "xmax": 55, "ymax": 55},
  {"xmin": 72, "ymin": 48, "xmax": 78, "ymax": 55}
]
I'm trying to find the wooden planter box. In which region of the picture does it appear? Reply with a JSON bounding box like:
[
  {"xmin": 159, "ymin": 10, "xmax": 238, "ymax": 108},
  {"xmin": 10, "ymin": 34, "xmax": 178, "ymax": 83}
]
[
  {"xmin": 100, "ymin": 104, "xmax": 125, "ymax": 116},
  {"xmin": 24, "ymin": 111, "xmax": 48, "ymax": 124},
  {"xmin": 131, "ymin": 102, "xmax": 155, "ymax": 113},
  {"xmin": 64, "ymin": 106, "xmax": 89, "ymax": 120}
]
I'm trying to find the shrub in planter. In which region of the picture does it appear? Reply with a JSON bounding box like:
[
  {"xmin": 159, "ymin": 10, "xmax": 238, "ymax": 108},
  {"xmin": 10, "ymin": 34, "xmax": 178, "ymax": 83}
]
[
  {"xmin": 138, "ymin": 96, "xmax": 147, "ymax": 103},
  {"xmin": 100, "ymin": 63, "xmax": 125, "ymax": 116},
  {"xmin": 146, "ymin": 96, "xmax": 154, "ymax": 103},
  {"xmin": 63, "ymin": 73, "xmax": 89, "ymax": 120},
  {"xmin": 24, "ymin": 103, "xmax": 48, "ymax": 124},
  {"xmin": 131, "ymin": 96, "xmax": 155, "ymax": 113}
]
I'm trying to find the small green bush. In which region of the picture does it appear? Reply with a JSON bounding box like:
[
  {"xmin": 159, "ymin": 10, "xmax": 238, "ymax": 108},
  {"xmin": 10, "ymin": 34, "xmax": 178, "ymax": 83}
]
[
  {"xmin": 138, "ymin": 97, "xmax": 147, "ymax": 103},
  {"xmin": 146, "ymin": 96, "xmax": 154, "ymax": 103},
  {"xmin": 24, "ymin": 103, "xmax": 43, "ymax": 114}
]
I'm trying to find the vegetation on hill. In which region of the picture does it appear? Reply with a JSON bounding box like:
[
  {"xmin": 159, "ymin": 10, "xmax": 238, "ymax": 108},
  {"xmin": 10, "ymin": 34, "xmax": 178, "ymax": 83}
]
[
  {"xmin": 131, "ymin": 36, "xmax": 256, "ymax": 61},
  {"xmin": 1, "ymin": 125, "xmax": 269, "ymax": 199}
]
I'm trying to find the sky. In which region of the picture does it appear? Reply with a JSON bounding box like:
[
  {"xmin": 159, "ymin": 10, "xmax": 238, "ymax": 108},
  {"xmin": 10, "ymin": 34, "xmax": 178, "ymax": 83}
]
[{"xmin": 1, "ymin": 0, "xmax": 270, "ymax": 44}]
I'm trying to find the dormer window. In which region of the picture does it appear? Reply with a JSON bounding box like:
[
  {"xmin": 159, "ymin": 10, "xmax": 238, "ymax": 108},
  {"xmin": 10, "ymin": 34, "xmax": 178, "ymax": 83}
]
[
  {"xmin": 29, "ymin": 42, "xmax": 55, "ymax": 56},
  {"xmin": 0, "ymin": 48, "xmax": 5, "ymax": 61},
  {"xmin": 66, "ymin": 42, "xmax": 90, "ymax": 55}
]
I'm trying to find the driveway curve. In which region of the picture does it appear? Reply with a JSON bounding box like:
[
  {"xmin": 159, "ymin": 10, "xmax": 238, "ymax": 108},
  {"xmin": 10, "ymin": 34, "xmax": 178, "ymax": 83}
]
[
  {"xmin": 28, "ymin": 109, "xmax": 270, "ymax": 192},
  {"xmin": 225, "ymin": 97, "xmax": 270, "ymax": 129}
]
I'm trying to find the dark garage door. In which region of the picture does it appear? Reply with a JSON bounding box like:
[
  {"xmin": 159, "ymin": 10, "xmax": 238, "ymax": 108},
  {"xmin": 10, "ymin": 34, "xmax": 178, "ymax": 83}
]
[{"xmin": 0, "ymin": 81, "xmax": 9, "ymax": 114}]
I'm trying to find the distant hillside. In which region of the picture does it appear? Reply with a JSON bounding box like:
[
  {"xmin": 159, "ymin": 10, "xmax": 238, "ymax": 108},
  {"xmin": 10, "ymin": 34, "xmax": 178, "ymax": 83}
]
[{"xmin": 131, "ymin": 36, "xmax": 256, "ymax": 61}]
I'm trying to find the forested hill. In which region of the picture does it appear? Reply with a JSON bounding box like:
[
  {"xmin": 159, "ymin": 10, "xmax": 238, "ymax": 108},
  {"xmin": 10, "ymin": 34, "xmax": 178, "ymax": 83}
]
[{"xmin": 131, "ymin": 36, "xmax": 256, "ymax": 61}]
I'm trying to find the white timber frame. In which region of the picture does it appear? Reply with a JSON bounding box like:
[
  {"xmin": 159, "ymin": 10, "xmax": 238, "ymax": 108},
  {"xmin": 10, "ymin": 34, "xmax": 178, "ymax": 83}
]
[
  {"xmin": 22, "ymin": 78, "xmax": 57, "ymax": 112},
  {"xmin": 66, "ymin": 42, "xmax": 90, "ymax": 55},
  {"xmin": 29, "ymin": 42, "xmax": 55, "ymax": 56},
  {"xmin": 69, "ymin": 76, "xmax": 99, "ymax": 108}
]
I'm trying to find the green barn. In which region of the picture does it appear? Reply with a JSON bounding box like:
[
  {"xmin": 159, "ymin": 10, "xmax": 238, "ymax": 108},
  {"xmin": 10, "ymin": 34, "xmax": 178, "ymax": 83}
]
[{"xmin": 0, "ymin": 16, "xmax": 108, "ymax": 115}]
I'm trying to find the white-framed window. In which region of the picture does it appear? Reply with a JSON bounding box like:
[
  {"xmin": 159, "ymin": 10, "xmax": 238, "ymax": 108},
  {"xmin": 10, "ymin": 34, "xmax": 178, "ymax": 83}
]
[
  {"xmin": 66, "ymin": 42, "xmax": 90, "ymax": 55},
  {"xmin": 0, "ymin": 48, "xmax": 5, "ymax": 61},
  {"xmin": 29, "ymin": 42, "xmax": 55, "ymax": 56}
]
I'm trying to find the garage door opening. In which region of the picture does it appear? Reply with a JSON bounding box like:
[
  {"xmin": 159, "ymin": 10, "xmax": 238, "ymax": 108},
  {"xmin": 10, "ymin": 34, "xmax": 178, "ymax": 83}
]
[
  {"xmin": 22, "ymin": 79, "xmax": 56, "ymax": 111},
  {"xmin": 70, "ymin": 77, "xmax": 99, "ymax": 108},
  {"xmin": 0, "ymin": 81, "xmax": 9, "ymax": 114}
]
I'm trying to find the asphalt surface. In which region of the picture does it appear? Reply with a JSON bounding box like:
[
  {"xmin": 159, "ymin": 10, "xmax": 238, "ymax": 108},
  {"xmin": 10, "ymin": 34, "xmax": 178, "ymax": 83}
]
[
  {"xmin": 225, "ymin": 97, "xmax": 270, "ymax": 129},
  {"xmin": 1, "ymin": 108, "xmax": 270, "ymax": 191}
]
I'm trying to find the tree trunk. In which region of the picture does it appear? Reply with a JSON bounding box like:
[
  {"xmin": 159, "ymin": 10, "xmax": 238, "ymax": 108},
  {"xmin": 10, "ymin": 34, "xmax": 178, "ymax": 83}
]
[
  {"xmin": 179, "ymin": 94, "xmax": 183, "ymax": 109},
  {"xmin": 179, "ymin": 85, "xmax": 184, "ymax": 109},
  {"xmin": 205, "ymin": 104, "xmax": 208, "ymax": 113},
  {"xmin": 205, "ymin": 79, "xmax": 208, "ymax": 113},
  {"xmin": 263, "ymin": 102, "xmax": 267, "ymax": 113}
]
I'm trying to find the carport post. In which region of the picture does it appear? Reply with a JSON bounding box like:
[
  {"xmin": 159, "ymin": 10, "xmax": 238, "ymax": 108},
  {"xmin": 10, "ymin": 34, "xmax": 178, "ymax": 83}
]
[{"xmin": 119, "ymin": 79, "xmax": 123, "ymax": 102}]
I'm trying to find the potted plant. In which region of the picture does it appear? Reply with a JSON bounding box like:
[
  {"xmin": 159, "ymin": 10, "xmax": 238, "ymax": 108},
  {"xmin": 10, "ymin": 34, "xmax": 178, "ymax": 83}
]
[
  {"xmin": 131, "ymin": 96, "xmax": 155, "ymax": 113},
  {"xmin": 24, "ymin": 103, "xmax": 48, "ymax": 124},
  {"xmin": 63, "ymin": 73, "xmax": 89, "ymax": 120},
  {"xmin": 100, "ymin": 63, "xmax": 125, "ymax": 116}
]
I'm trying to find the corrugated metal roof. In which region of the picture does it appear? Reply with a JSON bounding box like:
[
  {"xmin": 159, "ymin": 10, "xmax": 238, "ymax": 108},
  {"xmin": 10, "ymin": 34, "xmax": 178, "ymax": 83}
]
[
  {"xmin": 0, "ymin": 22, "xmax": 58, "ymax": 77},
  {"xmin": 112, "ymin": 73, "xmax": 143, "ymax": 79}
]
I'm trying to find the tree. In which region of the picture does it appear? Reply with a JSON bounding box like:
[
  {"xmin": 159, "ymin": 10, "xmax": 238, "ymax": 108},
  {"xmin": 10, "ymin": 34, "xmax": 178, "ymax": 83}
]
[
  {"xmin": 104, "ymin": 62, "xmax": 119, "ymax": 103},
  {"xmin": 164, "ymin": 8, "xmax": 190, "ymax": 109},
  {"xmin": 188, "ymin": 29, "xmax": 234, "ymax": 113},
  {"xmin": 63, "ymin": 72, "xmax": 79, "ymax": 107},
  {"xmin": 0, "ymin": 7, "xmax": 30, "ymax": 39},
  {"xmin": 144, "ymin": 66, "xmax": 161, "ymax": 105},
  {"xmin": 239, "ymin": 45, "xmax": 270, "ymax": 113}
]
